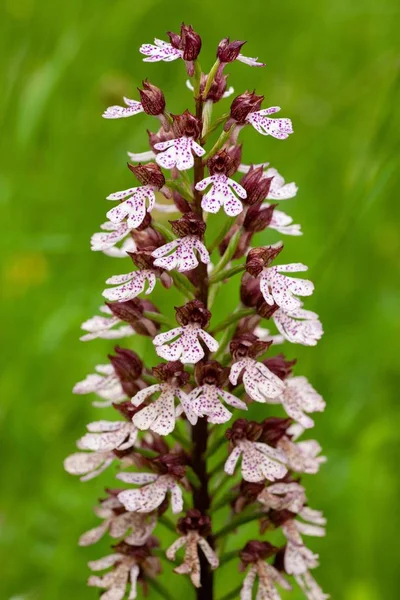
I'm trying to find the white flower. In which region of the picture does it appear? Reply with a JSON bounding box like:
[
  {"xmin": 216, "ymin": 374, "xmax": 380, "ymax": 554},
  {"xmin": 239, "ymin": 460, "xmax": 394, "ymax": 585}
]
[
  {"xmin": 77, "ymin": 420, "xmax": 138, "ymax": 453},
  {"xmin": 140, "ymin": 38, "xmax": 183, "ymax": 63},
  {"xmin": 283, "ymin": 509, "xmax": 326, "ymax": 576},
  {"xmin": 153, "ymin": 325, "xmax": 219, "ymax": 364},
  {"xmin": 91, "ymin": 221, "xmax": 136, "ymax": 258},
  {"xmin": 237, "ymin": 54, "xmax": 265, "ymax": 67},
  {"xmin": 154, "ymin": 136, "xmax": 205, "ymax": 171},
  {"xmin": 73, "ymin": 364, "xmax": 125, "ymax": 407},
  {"xmin": 229, "ymin": 357, "xmax": 285, "ymax": 402},
  {"xmin": 117, "ymin": 472, "xmax": 183, "ymax": 514},
  {"xmin": 266, "ymin": 205, "xmax": 302, "ymax": 236},
  {"xmin": 64, "ymin": 449, "xmax": 116, "ymax": 481},
  {"xmin": 195, "ymin": 174, "xmax": 247, "ymax": 216},
  {"xmin": 80, "ymin": 305, "xmax": 135, "ymax": 342},
  {"xmin": 167, "ymin": 531, "xmax": 219, "ymax": 588},
  {"xmin": 106, "ymin": 185, "xmax": 155, "ymax": 229},
  {"xmin": 246, "ymin": 107, "xmax": 294, "ymax": 139},
  {"xmin": 102, "ymin": 96, "xmax": 144, "ymax": 119},
  {"xmin": 265, "ymin": 167, "xmax": 298, "ymax": 200},
  {"xmin": 88, "ymin": 553, "xmax": 140, "ymax": 600},
  {"xmin": 273, "ymin": 307, "xmax": 324, "ymax": 346},
  {"xmin": 103, "ymin": 270, "xmax": 156, "ymax": 302},
  {"xmin": 295, "ymin": 571, "xmax": 330, "ymax": 600},
  {"xmin": 152, "ymin": 236, "xmax": 210, "ymax": 272},
  {"xmin": 253, "ymin": 325, "xmax": 284, "ymax": 345},
  {"xmin": 241, "ymin": 561, "xmax": 291, "ymax": 600},
  {"xmin": 79, "ymin": 495, "xmax": 156, "ymax": 547},
  {"xmin": 186, "ymin": 384, "xmax": 247, "ymax": 424},
  {"xmin": 257, "ymin": 482, "xmax": 307, "ymax": 513},
  {"xmin": 224, "ymin": 440, "xmax": 288, "ymax": 483},
  {"xmin": 268, "ymin": 376, "xmax": 326, "ymax": 429},
  {"xmin": 278, "ymin": 437, "xmax": 327, "ymax": 475},
  {"xmin": 260, "ymin": 263, "xmax": 314, "ymax": 312},
  {"xmin": 131, "ymin": 382, "xmax": 196, "ymax": 436},
  {"xmin": 127, "ymin": 149, "xmax": 156, "ymax": 162}
]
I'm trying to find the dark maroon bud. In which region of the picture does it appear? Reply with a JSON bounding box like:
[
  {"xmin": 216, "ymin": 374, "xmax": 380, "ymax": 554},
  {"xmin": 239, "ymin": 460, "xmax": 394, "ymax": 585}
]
[
  {"xmin": 260, "ymin": 417, "xmax": 293, "ymax": 446},
  {"xmin": 240, "ymin": 272, "xmax": 263, "ymax": 308},
  {"xmin": 199, "ymin": 71, "xmax": 230, "ymax": 103},
  {"xmin": 138, "ymin": 80, "xmax": 166, "ymax": 115},
  {"xmin": 207, "ymin": 149, "xmax": 236, "ymax": 176},
  {"xmin": 114, "ymin": 538, "xmax": 159, "ymax": 561},
  {"xmin": 132, "ymin": 225, "xmax": 165, "ymax": 251},
  {"xmin": 177, "ymin": 509, "xmax": 212, "ymax": 536},
  {"xmin": 269, "ymin": 509, "xmax": 297, "ymax": 527},
  {"xmin": 167, "ymin": 30, "xmax": 181, "ymax": 49},
  {"xmin": 152, "ymin": 361, "xmax": 190, "ymax": 387},
  {"xmin": 172, "ymin": 189, "xmax": 192, "ymax": 213},
  {"xmin": 256, "ymin": 300, "xmax": 280, "ymax": 320},
  {"xmin": 219, "ymin": 225, "xmax": 252, "ymax": 259},
  {"xmin": 233, "ymin": 480, "xmax": 265, "ymax": 513},
  {"xmin": 172, "ymin": 110, "xmax": 202, "ymax": 140},
  {"xmin": 175, "ymin": 299, "xmax": 211, "ymax": 328},
  {"xmin": 263, "ymin": 354, "xmax": 297, "ymax": 380},
  {"xmin": 217, "ymin": 38, "xmax": 246, "ymax": 63},
  {"xmin": 227, "ymin": 143, "xmax": 243, "ymax": 174},
  {"xmin": 153, "ymin": 452, "xmax": 187, "ymax": 479},
  {"xmin": 108, "ymin": 346, "xmax": 143, "ymax": 397},
  {"xmin": 113, "ymin": 399, "xmax": 144, "ymax": 421},
  {"xmin": 107, "ymin": 299, "xmax": 160, "ymax": 337},
  {"xmin": 230, "ymin": 333, "xmax": 271, "ymax": 361},
  {"xmin": 148, "ymin": 127, "xmax": 175, "ymax": 152},
  {"xmin": 240, "ymin": 166, "xmax": 273, "ymax": 205},
  {"xmin": 246, "ymin": 246, "xmax": 284, "ymax": 277},
  {"xmin": 194, "ymin": 360, "xmax": 229, "ymax": 387},
  {"xmin": 244, "ymin": 203, "xmax": 276, "ymax": 233},
  {"xmin": 225, "ymin": 91, "xmax": 264, "ymax": 129},
  {"xmin": 226, "ymin": 418, "xmax": 263, "ymax": 444},
  {"xmin": 127, "ymin": 162, "xmax": 165, "ymax": 189},
  {"xmin": 180, "ymin": 23, "xmax": 202, "ymax": 61},
  {"xmin": 170, "ymin": 212, "xmax": 206, "ymax": 238},
  {"xmin": 128, "ymin": 250, "xmax": 158, "ymax": 272},
  {"xmin": 240, "ymin": 540, "xmax": 278, "ymax": 564}
]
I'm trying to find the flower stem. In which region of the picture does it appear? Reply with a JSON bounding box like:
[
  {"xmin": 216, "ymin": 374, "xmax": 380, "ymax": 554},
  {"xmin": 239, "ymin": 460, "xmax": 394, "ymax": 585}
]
[
  {"xmin": 214, "ymin": 511, "xmax": 266, "ymax": 540},
  {"xmin": 209, "ymin": 263, "xmax": 245, "ymax": 284},
  {"xmin": 210, "ymin": 308, "xmax": 254, "ymax": 335},
  {"xmin": 203, "ymin": 127, "xmax": 233, "ymax": 162},
  {"xmin": 218, "ymin": 583, "xmax": 243, "ymax": 600},
  {"xmin": 202, "ymin": 59, "xmax": 220, "ymax": 99}
]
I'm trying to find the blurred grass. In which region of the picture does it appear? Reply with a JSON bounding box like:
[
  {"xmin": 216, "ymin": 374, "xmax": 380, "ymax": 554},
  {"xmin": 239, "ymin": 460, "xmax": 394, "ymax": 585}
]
[{"xmin": 0, "ymin": 0, "xmax": 399, "ymax": 598}]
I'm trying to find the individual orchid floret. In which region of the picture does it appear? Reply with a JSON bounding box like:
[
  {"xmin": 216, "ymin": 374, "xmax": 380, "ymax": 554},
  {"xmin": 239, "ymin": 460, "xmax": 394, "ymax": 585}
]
[
  {"xmin": 264, "ymin": 376, "xmax": 325, "ymax": 430},
  {"xmin": 76, "ymin": 419, "xmax": 138, "ymax": 454},
  {"xmin": 257, "ymin": 482, "xmax": 307, "ymax": 514},
  {"xmin": 217, "ymin": 38, "xmax": 265, "ymax": 67},
  {"xmin": 240, "ymin": 165, "xmax": 274, "ymax": 205},
  {"xmin": 80, "ymin": 305, "xmax": 135, "ymax": 341},
  {"xmin": 152, "ymin": 212, "xmax": 210, "ymax": 272},
  {"xmin": 79, "ymin": 491, "xmax": 156, "ymax": 547},
  {"xmin": 88, "ymin": 540, "xmax": 160, "ymax": 600},
  {"xmin": 153, "ymin": 301, "xmax": 218, "ymax": 364},
  {"xmin": 107, "ymin": 298, "xmax": 161, "ymax": 338},
  {"xmin": 155, "ymin": 111, "xmax": 205, "ymax": 171},
  {"xmin": 117, "ymin": 453, "xmax": 186, "ymax": 514},
  {"xmin": 106, "ymin": 162, "xmax": 166, "ymax": 229},
  {"xmin": 278, "ymin": 435, "xmax": 327, "ymax": 475},
  {"xmin": 239, "ymin": 541, "xmax": 291, "ymax": 600},
  {"xmin": 90, "ymin": 221, "xmax": 137, "ymax": 258},
  {"xmin": 140, "ymin": 24, "xmax": 201, "ymax": 76},
  {"xmin": 140, "ymin": 38, "xmax": 183, "ymax": 62},
  {"xmin": 186, "ymin": 360, "xmax": 247, "ymax": 424},
  {"xmin": 229, "ymin": 334, "xmax": 285, "ymax": 402},
  {"xmin": 294, "ymin": 570, "xmax": 330, "ymax": 600},
  {"xmin": 247, "ymin": 106, "xmax": 294, "ymax": 139},
  {"xmin": 273, "ymin": 306, "xmax": 324, "ymax": 346},
  {"xmin": 166, "ymin": 510, "xmax": 219, "ymax": 588},
  {"xmin": 225, "ymin": 91, "xmax": 264, "ymax": 131},
  {"xmin": 267, "ymin": 205, "xmax": 302, "ymax": 236},
  {"xmin": 73, "ymin": 363, "xmax": 125, "ymax": 407},
  {"xmin": 265, "ymin": 167, "xmax": 298, "ymax": 200},
  {"xmin": 225, "ymin": 419, "xmax": 288, "ymax": 482},
  {"xmin": 64, "ymin": 448, "xmax": 117, "ymax": 481},
  {"xmin": 131, "ymin": 361, "xmax": 195, "ymax": 435},
  {"xmin": 103, "ymin": 252, "xmax": 167, "ymax": 302},
  {"xmin": 246, "ymin": 246, "xmax": 314, "ymax": 312},
  {"xmin": 102, "ymin": 96, "xmax": 144, "ymax": 119}
]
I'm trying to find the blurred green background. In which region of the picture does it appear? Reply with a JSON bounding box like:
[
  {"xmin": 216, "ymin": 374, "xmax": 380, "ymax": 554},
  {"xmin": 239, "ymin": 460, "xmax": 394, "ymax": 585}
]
[{"xmin": 1, "ymin": 0, "xmax": 399, "ymax": 598}]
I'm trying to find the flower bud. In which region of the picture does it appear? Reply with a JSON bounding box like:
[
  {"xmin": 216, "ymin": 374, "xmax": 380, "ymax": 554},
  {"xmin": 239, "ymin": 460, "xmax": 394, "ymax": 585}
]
[
  {"xmin": 263, "ymin": 354, "xmax": 296, "ymax": 380},
  {"xmin": 175, "ymin": 299, "xmax": 211, "ymax": 328},
  {"xmin": 226, "ymin": 418, "xmax": 263, "ymax": 444},
  {"xmin": 108, "ymin": 346, "xmax": 143, "ymax": 397},
  {"xmin": 180, "ymin": 24, "xmax": 202, "ymax": 61},
  {"xmin": 170, "ymin": 212, "xmax": 206, "ymax": 238},
  {"xmin": 128, "ymin": 250, "xmax": 157, "ymax": 272},
  {"xmin": 269, "ymin": 509, "xmax": 297, "ymax": 528},
  {"xmin": 230, "ymin": 332, "xmax": 271, "ymax": 360},
  {"xmin": 245, "ymin": 246, "xmax": 284, "ymax": 277},
  {"xmin": 244, "ymin": 203, "xmax": 276, "ymax": 233},
  {"xmin": 153, "ymin": 452, "xmax": 187, "ymax": 479},
  {"xmin": 207, "ymin": 149, "xmax": 236, "ymax": 177},
  {"xmin": 138, "ymin": 80, "xmax": 166, "ymax": 115},
  {"xmin": 194, "ymin": 360, "xmax": 228, "ymax": 387},
  {"xmin": 240, "ymin": 540, "xmax": 278, "ymax": 564},
  {"xmin": 240, "ymin": 166, "xmax": 273, "ymax": 205},
  {"xmin": 225, "ymin": 91, "xmax": 264, "ymax": 129},
  {"xmin": 113, "ymin": 400, "xmax": 143, "ymax": 422},
  {"xmin": 177, "ymin": 509, "xmax": 212, "ymax": 536},
  {"xmin": 172, "ymin": 110, "xmax": 202, "ymax": 140},
  {"xmin": 132, "ymin": 225, "xmax": 165, "ymax": 252},
  {"xmin": 107, "ymin": 298, "xmax": 160, "ymax": 337},
  {"xmin": 260, "ymin": 417, "xmax": 293, "ymax": 446},
  {"xmin": 152, "ymin": 361, "xmax": 190, "ymax": 387},
  {"xmin": 127, "ymin": 162, "xmax": 165, "ymax": 189},
  {"xmin": 199, "ymin": 71, "xmax": 230, "ymax": 103},
  {"xmin": 217, "ymin": 37, "xmax": 246, "ymax": 63},
  {"xmin": 240, "ymin": 272, "xmax": 263, "ymax": 307}
]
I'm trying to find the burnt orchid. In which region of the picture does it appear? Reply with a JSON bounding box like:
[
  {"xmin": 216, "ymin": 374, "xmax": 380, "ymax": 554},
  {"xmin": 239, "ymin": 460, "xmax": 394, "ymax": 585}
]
[{"xmin": 66, "ymin": 24, "xmax": 328, "ymax": 600}]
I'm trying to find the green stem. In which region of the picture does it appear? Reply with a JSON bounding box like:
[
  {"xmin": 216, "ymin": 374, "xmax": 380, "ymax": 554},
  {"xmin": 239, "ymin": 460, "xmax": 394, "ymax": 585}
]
[
  {"xmin": 193, "ymin": 60, "xmax": 203, "ymax": 97},
  {"xmin": 210, "ymin": 308, "xmax": 254, "ymax": 335},
  {"xmin": 214, "ymin": 511, "xmax": 266, "ymax": 539},
  {"xmin": 165, "ymin": 178, "xmax": 194, "ymax": 203},
  {"xmin": 143, "ymin": 311, "xmax": 175, "ymax": 329},
  {"xmin": 152, "ymin": 221, "xmax": 175, "ymax": 242},
  {"xmin": 202, "ymin": 113, "xmax": 230, "ymax": 143},
  {"xmin": 148, "ymin": 577, "xmax": 175, "ymax": 600},
  {"xmin": 208, "ymin": 217, "xmax": 235, "ymax": 254},
  {"xmin": 209, "ymin": 263, "xmax": 245, "ymax": 284},
  {"xmin": 202, "ymin": 59, "xmax": 220, "ymax": 99},
  {"xmin": 211, "ymin": 228, "xmax": 242, "ymax": 277},
  {"xmin": 218, "ymin": 584, "xmax": 243, "ymax": 600},
  {"xmin": 203, "ymin": 127, "xmax": 233, "ymax": 162},
  {"xmin": 159, "ymin": 515, "xmax": 177, "ymax": 534}
]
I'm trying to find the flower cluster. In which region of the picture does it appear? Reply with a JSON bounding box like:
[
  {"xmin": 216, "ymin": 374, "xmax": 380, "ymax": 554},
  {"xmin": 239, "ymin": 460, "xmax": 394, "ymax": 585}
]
[{"xmin": 66, "ymin": 23, "xmax": 328, "ymax": 600}]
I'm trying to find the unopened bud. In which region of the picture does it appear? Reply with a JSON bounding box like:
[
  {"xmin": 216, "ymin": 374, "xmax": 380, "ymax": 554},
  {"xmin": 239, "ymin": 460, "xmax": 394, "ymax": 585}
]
[
  {"xmin": 263, "ymin": 354, "xmax": 296, "ymax": 380},
  {"xmin": 260, "ymin": 417, "xmax": 293, "ymax": 446},
  {"xmin": 240, "ymin": 166, "xmax": 273, "ymax": 205},
  {"xmin": 138, "ymin": 80, "xmax": 166, "ymax": 115},
  {"xmin": 246, "ymin": 246, "xmax": 284, "ymax": 277},
  {"xmin": 132, "ymin": 225, "xmax": 165, "ymax": 251},
  {"xmin": 240, "ymin": 541, "xmax": 278, "ymax": 564},
  {"xmin": 108, "ymin": 347, "xmax": 143, "ymax": 397},
  {"xmin": 244, "ymin": 203, "xmax": 276, "ymax": 233},
  {"xmin": 225, "ymin": 91, "xmax": 264, "ymax": 128},
  {"xmin": 170, "ymin": 212, "xmax": 206, "ymax": 238},
  {"xmin": 230, "ymin": 333, "xmax": 271, "ymax": 360},
  {"xmin": 175, "ymin": 299, "xmax": 211, "ymax": 328},
  {"xmin": 107, "ymin": 298, "xmax": 160, "ymax": 336},
  {"xmin": 240, "ymin": 272, "xmax": 263, "ymax": 307},
  {"xmin": 172, "ymin": 110, "xmax": 202, "ymax": 140},
  {"xmin": 217, "ymin": 38, "xmax": 246, "ymax": 63},
  {"xmin": 180, "ymin": 24, "xmax": 202, "ymax": 61},
  {"xmin": 177, "ymin": 509, "xmax": 212, "ymax": 536}
]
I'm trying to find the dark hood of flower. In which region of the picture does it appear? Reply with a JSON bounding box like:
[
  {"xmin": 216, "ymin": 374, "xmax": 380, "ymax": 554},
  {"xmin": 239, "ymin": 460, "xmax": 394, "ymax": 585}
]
[
  {"xmin": 152, "ymin": 361, "xmax": 190, "ymax": 387},
  {"xmin": 177, "ymin": 509, "xmax": 212, "ymax": 536},
  {"xmin": 260, "ymin": 417, "xmax": 293, "ymax": 447},
  {"xmin": 227, "ymin": 91, "xmax": 264, "ymax": 126},
  {"xmin": 170, "ymin": 212, "xmax": 206, "ymax": 238},
  {"xmin": 230, "ymin": 332, "xmax": 271, "ymax": 360},
  {"xmin": 226, "ymin": 418, "xmax": 263, "ymax": 444},
  {"xmin": 172, "ymin": 110, "xmax": 202, "ymax": 139},
  {"xmin": 240, "ymin": 166, "xmax": 273, "ymax": 205},
  {"xmin": 217, "ymin": 37, "xmax": 246, "ymax": 63},
  {"xmin": 240, "ymin": 540, "xmax": 278, "ymax": 564},
  {"xmin": 138, "ymin": 79, "xmax": 166, "ymax": 116},
  {"xmin": 246, "ymin": 246, "xmax": 284, "ymax": 277},
  {"xmin": 107, "ymin": 298, "xmax": 161, "ymax": 336},
  {"xmin": 263, "ymin": 354, "xmax": 297, "ymax": 380},
  {"xmin": 127, "ymin": 161, "xmax": 165, "ymax": 189},
  {"xmin": 175, "ymin": 299, "xmax": 211, "ymax": 328},
  {"xmin": 108, "ymin": 347, "xmax": 143, "ymax": 396},
  {"xmin": 153, "ymin": 452, "xmax": 187, "ymax": 478},
  {"xmin": 195, "ymin": 360, "xmax": 229, "ymax": 387},
  {"xmin": 244, "ymin": 203, "xmax": 277, "ymax": 233}
]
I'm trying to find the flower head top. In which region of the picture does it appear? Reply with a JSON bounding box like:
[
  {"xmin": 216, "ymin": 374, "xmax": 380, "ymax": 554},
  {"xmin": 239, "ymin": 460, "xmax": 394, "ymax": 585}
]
[
  {"xmin": 153, "ymin": 300, "xmax": 219, "ymax": 364},
  {"xmin": 167, "ymin": 509, "xmax": 219, "ymax": 588},
  {"xmin": 152, "ymin": 212, "xmax": 210, "ymax": 272}
]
